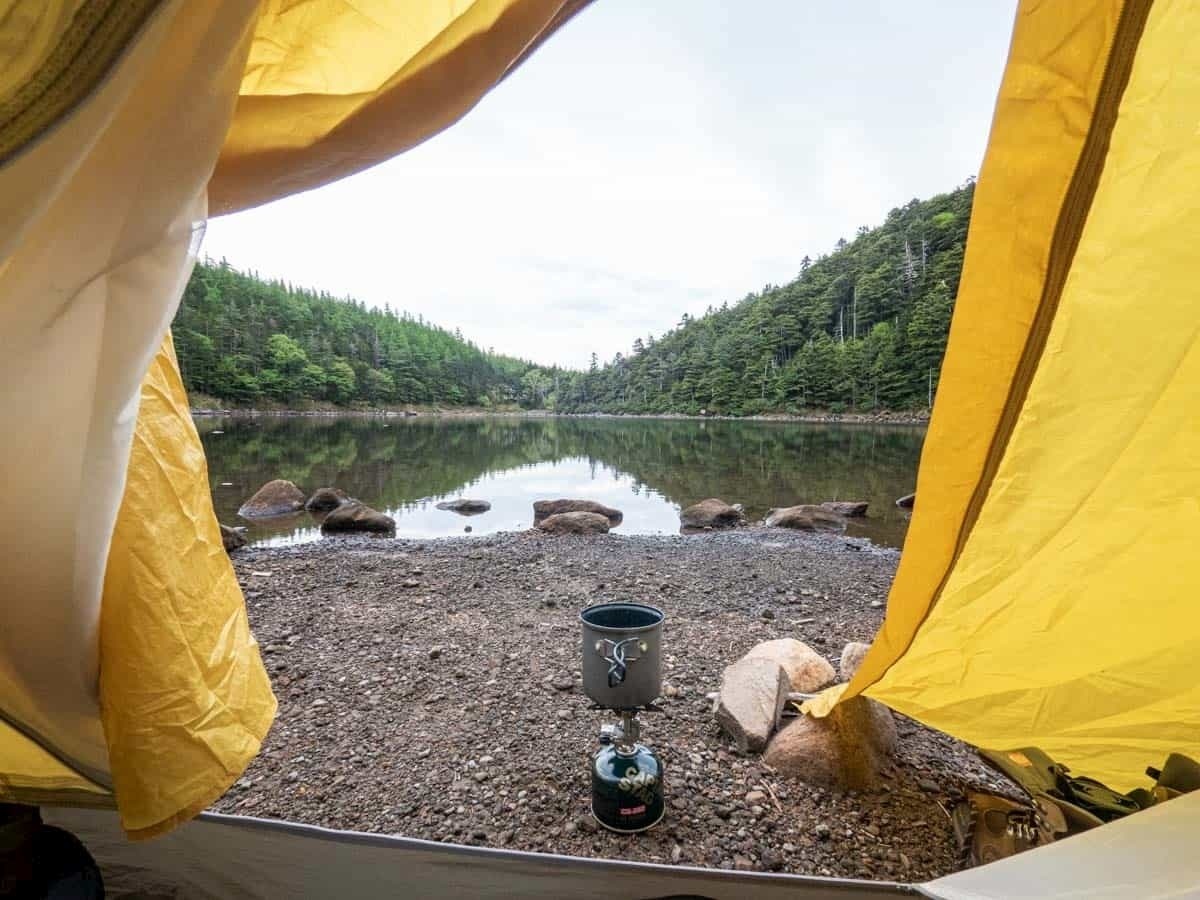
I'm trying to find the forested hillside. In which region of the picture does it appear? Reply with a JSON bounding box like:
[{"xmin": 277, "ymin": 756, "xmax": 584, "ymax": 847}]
[
  {"xmin": 552, "ymin": 180, "xmax": 974, "ymax": 414},
  {"xmin": 174, "ymin": 261, "xmax": 536, "ymax": 407},
  {"xmin": 175, "ymin": 179, "xmax": 972, "ymax": 413}
]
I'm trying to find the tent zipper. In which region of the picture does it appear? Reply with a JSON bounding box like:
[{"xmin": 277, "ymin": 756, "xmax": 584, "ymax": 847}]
[{"xmin": 946, "ymin": 0, "xmax": 1153, "ymax": 570}]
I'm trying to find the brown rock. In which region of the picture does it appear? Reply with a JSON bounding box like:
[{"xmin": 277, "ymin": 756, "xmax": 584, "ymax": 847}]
[
  {"xmin": 532, "ymin": 499, "xmax": 622, "ymax": 525},
  {"xmin": 716, "ymin": 656, "xmax": 788, "ymax": 752},
  {"xmin": 238, "ymin": 479, "xmax": 305, "ymax": 518},
  {"xmin": 820, "ymin": 501, "xmax": 869, "ymax": 517},
  {"xmin": 680, "ymin": 498, "xmax": 745, "ymax": 530},
  {"xmin": 535, "ymin": 511, "xmax": 611, "ymax": 535},
  {"xmin": 763, "ymin": 505, "xmax": 845, "ymax": 531},
  {"xmin": 320, "ymin": 501, "xmax": 395, "ymax": 534},
  {"xmin": 764, "ymin": 696, "xmax": 896, "ymax": 790},
  {"xmin": 746, "ymin": 638, "xmax": 836, "ymax": 693},
  {"xmin": 840, "ymin": 642, "xmax": 872, "ymax": 681},
  {"xmin": 305, "ymin": 487, "xmax": 350, "ymax": 512},
  {"xmin": 220, "ymin": 524, "xmax": 246, "ymax": 553}
]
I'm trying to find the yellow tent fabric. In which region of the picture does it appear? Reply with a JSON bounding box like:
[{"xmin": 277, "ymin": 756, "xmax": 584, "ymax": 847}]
[
  {"xmin": 0, "ymin": 0, "xmax": 590, "ymax": 838},
  {"xmin": 810, "ymin": 0, "xmax": 1200, "ymax": 791}
]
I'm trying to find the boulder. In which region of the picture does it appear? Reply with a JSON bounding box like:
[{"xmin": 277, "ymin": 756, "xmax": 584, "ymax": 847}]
[
  {"xmin": 305, "ymin": 487, "xmax": 350, "ymax": 513},
  {"xmin": 536, "ymin": 511, "xmax": 611, "ymax": 535},
  {"xmin": 715, "ymin": 656, "xmax": 789, "ymax": 753},
  {"xmin": 764, "ymin": 505, "xmax": 845, "ymax": 531},
  {"xmin": 896, "ymin": 493, "xmax": 916, "ymax": 510},
  {"xmin": 840, "ymin": 641, "xmax": 872, "ymax": 681},
  {"xmin": 220, "ymin": 524, "xmax": 246, "ymax": 553},
  {"xmin": 820, "ymin": 501, "xmax": 869, "ymax": 517},
  {"xmin": 532, "ymin": 499, "xmax": 623, "ymax": 525},
  {"xmin": 436, "ymin": 499, "xmax": 492, "ymax": 515},
  {"xmin": 680, "ymin": 498, "xmax": 745, "ymax": 530},
  {"xmin": 746, "ymin": 639, "xmax": 836, "ymax": 693},
  {"xmin": 320, "ymin": 501, "xmax": 395, "ymax": 534},
  {"xmin": 238, "ymin": 479, "xmax": 305, "ymax": 518},
  {"xmin": 764, "ymin": 696, "xmax": 897, "ymax": 790}
]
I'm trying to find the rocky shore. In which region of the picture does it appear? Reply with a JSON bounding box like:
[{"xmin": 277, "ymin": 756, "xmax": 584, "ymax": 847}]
[{"xmin": 213, "ymin": 529, "xmax": 1008, "ymax": 882}]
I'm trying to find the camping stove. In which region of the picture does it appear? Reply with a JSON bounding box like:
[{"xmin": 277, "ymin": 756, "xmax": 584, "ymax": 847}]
[{"xmin": 580, "ymin": 603, "xmax": 665, "ymax": 833}]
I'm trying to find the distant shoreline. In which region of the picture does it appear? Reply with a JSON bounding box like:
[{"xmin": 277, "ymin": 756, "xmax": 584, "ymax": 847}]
[{"xmin": 189, "ymin": 406, "xmax": 930, "ymax": 426}]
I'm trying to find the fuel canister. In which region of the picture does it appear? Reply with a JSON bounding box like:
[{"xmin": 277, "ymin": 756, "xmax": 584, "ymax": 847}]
[{"xmin": 591, "ymin": 743, "xmax": 664, "ymax": 833}]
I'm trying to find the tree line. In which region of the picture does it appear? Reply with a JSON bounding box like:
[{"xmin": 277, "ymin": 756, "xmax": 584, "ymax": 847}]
[
  {"xmin": 173, "ymin": 261, "xmax": 535, "ymax": 407},
  {"xmin": 174, "ymin": 179, "xmax": 973, "ymax": 413},
  {"xmin": 551, "ymin": 180, "xmax": 973, "ymax": 415}
]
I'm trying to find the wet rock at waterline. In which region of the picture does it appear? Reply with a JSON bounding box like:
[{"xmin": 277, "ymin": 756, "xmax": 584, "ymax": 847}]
[
  {"xmin": 435, "ymin": 499, "xmax": 492, "ymax": 515},
  {"xmin": 238, "ymin": 479, "xmax": 306, "ymax": 518},
  {"xmin": 220, "ymin": 524, "xmax": 247, "ymax": 553},
  {"xmin": 764, "ymin": 505, "xmax": 845, "ymax": 532},
  {"xmin": 535, "ymin": 511, "xmax": 611, "ymax": 535},
  {"xmin": 320, "ymin": 501, "xmax": 395, "ymax": 534},
  {"xmin": 745, "ymin": 638, "xmax": 836, "ymax": 693},
  {"xmin": 896, "ymin": 493, "xmax": 916, "ymax": 509},
  {"xmin": 715, "ymin": 656, "xmax": 789, "ymax": 753},
  {"xmin": 680, "ymin": 498, "xmax": 746, "ymax": 530},
  {"xmin": 532, "ymin": 499, "xmax": 623, "ymax": 525},
  {"xmin": 820, "ymin": 501, "xmax": 869, "ymax": 517},
  {"xmin": 305, "ymin": 487, "xmax": 350, "ymax": 513}
]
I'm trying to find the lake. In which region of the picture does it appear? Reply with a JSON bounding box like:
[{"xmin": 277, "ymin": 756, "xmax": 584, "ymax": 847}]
[{"xmin": 197, "ymin": 415, "xmax": 924, "ymax": 548}]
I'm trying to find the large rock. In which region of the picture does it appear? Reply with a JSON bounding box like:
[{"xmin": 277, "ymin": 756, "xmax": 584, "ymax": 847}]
[
  {"xmin": 840, "ymin": 641, "xmax": 872, "ymax": 681},
  {"xmin": 764, "ymin": 696, "xmax": 897, "ymax": 790},
  {"xmin": 716, "ymin": 656, "xmax": 789, "ymax": 753},
  {"xmin": 220, "ymin": 524, "xmax": 246, "ymax": 553},
  {"xmin": 536, "ymin": 511, "xmax": 611, "ymax": 535},
  {"xmin": 746, "ymin": 639, "xmax": 836, "ymax": 693},
  {"xmin": 680, "ymin": 498, "xmax": 745, "ymax": 530},
  {"xmin": 436, "ymin": 499, "xmax": 492, "ymax": 515},
  {"xmin": 764, "ymin": 504, "xmax": 845, "ymax": 531},
  {"xmin": 895, "ymin": 493, "xmax": 916, "ymax": 510},
  {"xmin": 320, "ymin": 501, "xmax": 395, "ymax": 534},
  {"xmin": 820, "ymin": 501, "xmax": 869, "ymax": 517},
  {"xmin": 238, "ymin": 479, "xmax": 305, "ymax": 518},
  {"xmin": 533, "ymin": 499, "xmax": 623, "ymax": 525},
  {"xmin": 305, "ymin": 487, "xmax": 350, "ymax": 513}
]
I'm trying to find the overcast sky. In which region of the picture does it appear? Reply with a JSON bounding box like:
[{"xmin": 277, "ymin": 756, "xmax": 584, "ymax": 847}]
[{"xmin": 203, "ymin": 1, "xmax": 1018, "ymax": 369}]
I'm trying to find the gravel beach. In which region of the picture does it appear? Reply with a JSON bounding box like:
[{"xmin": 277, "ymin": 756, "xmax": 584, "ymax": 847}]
[{"xmin": 213, "ymin": 529, "xmax": 1014, "ymax": 882}]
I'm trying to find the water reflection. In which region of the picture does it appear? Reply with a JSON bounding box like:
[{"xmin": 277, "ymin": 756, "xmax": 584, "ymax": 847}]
[{"xmin": 198, "ymin": 416, "xmax": 923, "ymax": 548}]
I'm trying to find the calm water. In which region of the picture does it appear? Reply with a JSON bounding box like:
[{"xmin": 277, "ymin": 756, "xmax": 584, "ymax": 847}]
[{"xmin": 198, "ymin": 416, "xmax": 924, "ymax": 548}]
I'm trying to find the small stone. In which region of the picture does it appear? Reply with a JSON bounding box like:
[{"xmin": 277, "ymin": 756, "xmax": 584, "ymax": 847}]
[
  {"xmin": 429, "ymin": 646, "xmax": 443, "ymax": 659},
  {"xmin": 576, "ymin": 816, "xmax": 597, "ymax": 833},
  {"xmin": 760, "ymin": 608, "xmax": 776, "ymax": 621},
  {"xmin": 551, "ymin": 674, "xmax": 574, "ymax": 691},
  {"xmin": 760, "ymin": 848, "xmax": 784, "ymax": 871},
  {"xmin": 870, "ymin": 600, "xmax": 885, "ymax": 609},
  {"xmin": 671, "ymin": 797, "xmax": 688, "ymax": 811},
  {"xmin": 744, "ymin": 790, "xmax": 766, "ymax": 804},
  {"xmin": 733, "ymin": 855, "xmax": 754, "ymax": 871},
  {"xmin": 556, "ymin": 708, "xmax": 572, "ymax": 720},
  {"xmin": 814, "ymin": 822, "xmax": 831, "ymax": 841},
  {"xmin": 918, "ymin": 778, "xmax": 940, "ymax": 793},
  {"xmin": 664, "ymin": 684, "xmax": 680, "ymax": 698},
  {"xmin": 671, "ymin": 844, "xmax": 683, "ymax": 863}
]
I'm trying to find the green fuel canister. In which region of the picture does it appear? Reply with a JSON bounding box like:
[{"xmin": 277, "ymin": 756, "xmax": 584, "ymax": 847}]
[{"xmin": 591, "ymin": 737, "xmax": 664, "ymax": 833}]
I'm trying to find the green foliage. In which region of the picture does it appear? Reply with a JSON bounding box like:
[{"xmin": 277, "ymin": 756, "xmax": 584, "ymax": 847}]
[
  {"xmin": 174, "ymin": 261, "xmax": 546, "ymax": 407},
  {"xmin": 554, "ymin": 179, "xmax": 975, "ymax": 413},
  {"xmin": 176, "ymin": 179, "xmax": 973, "ymax": 414}
]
